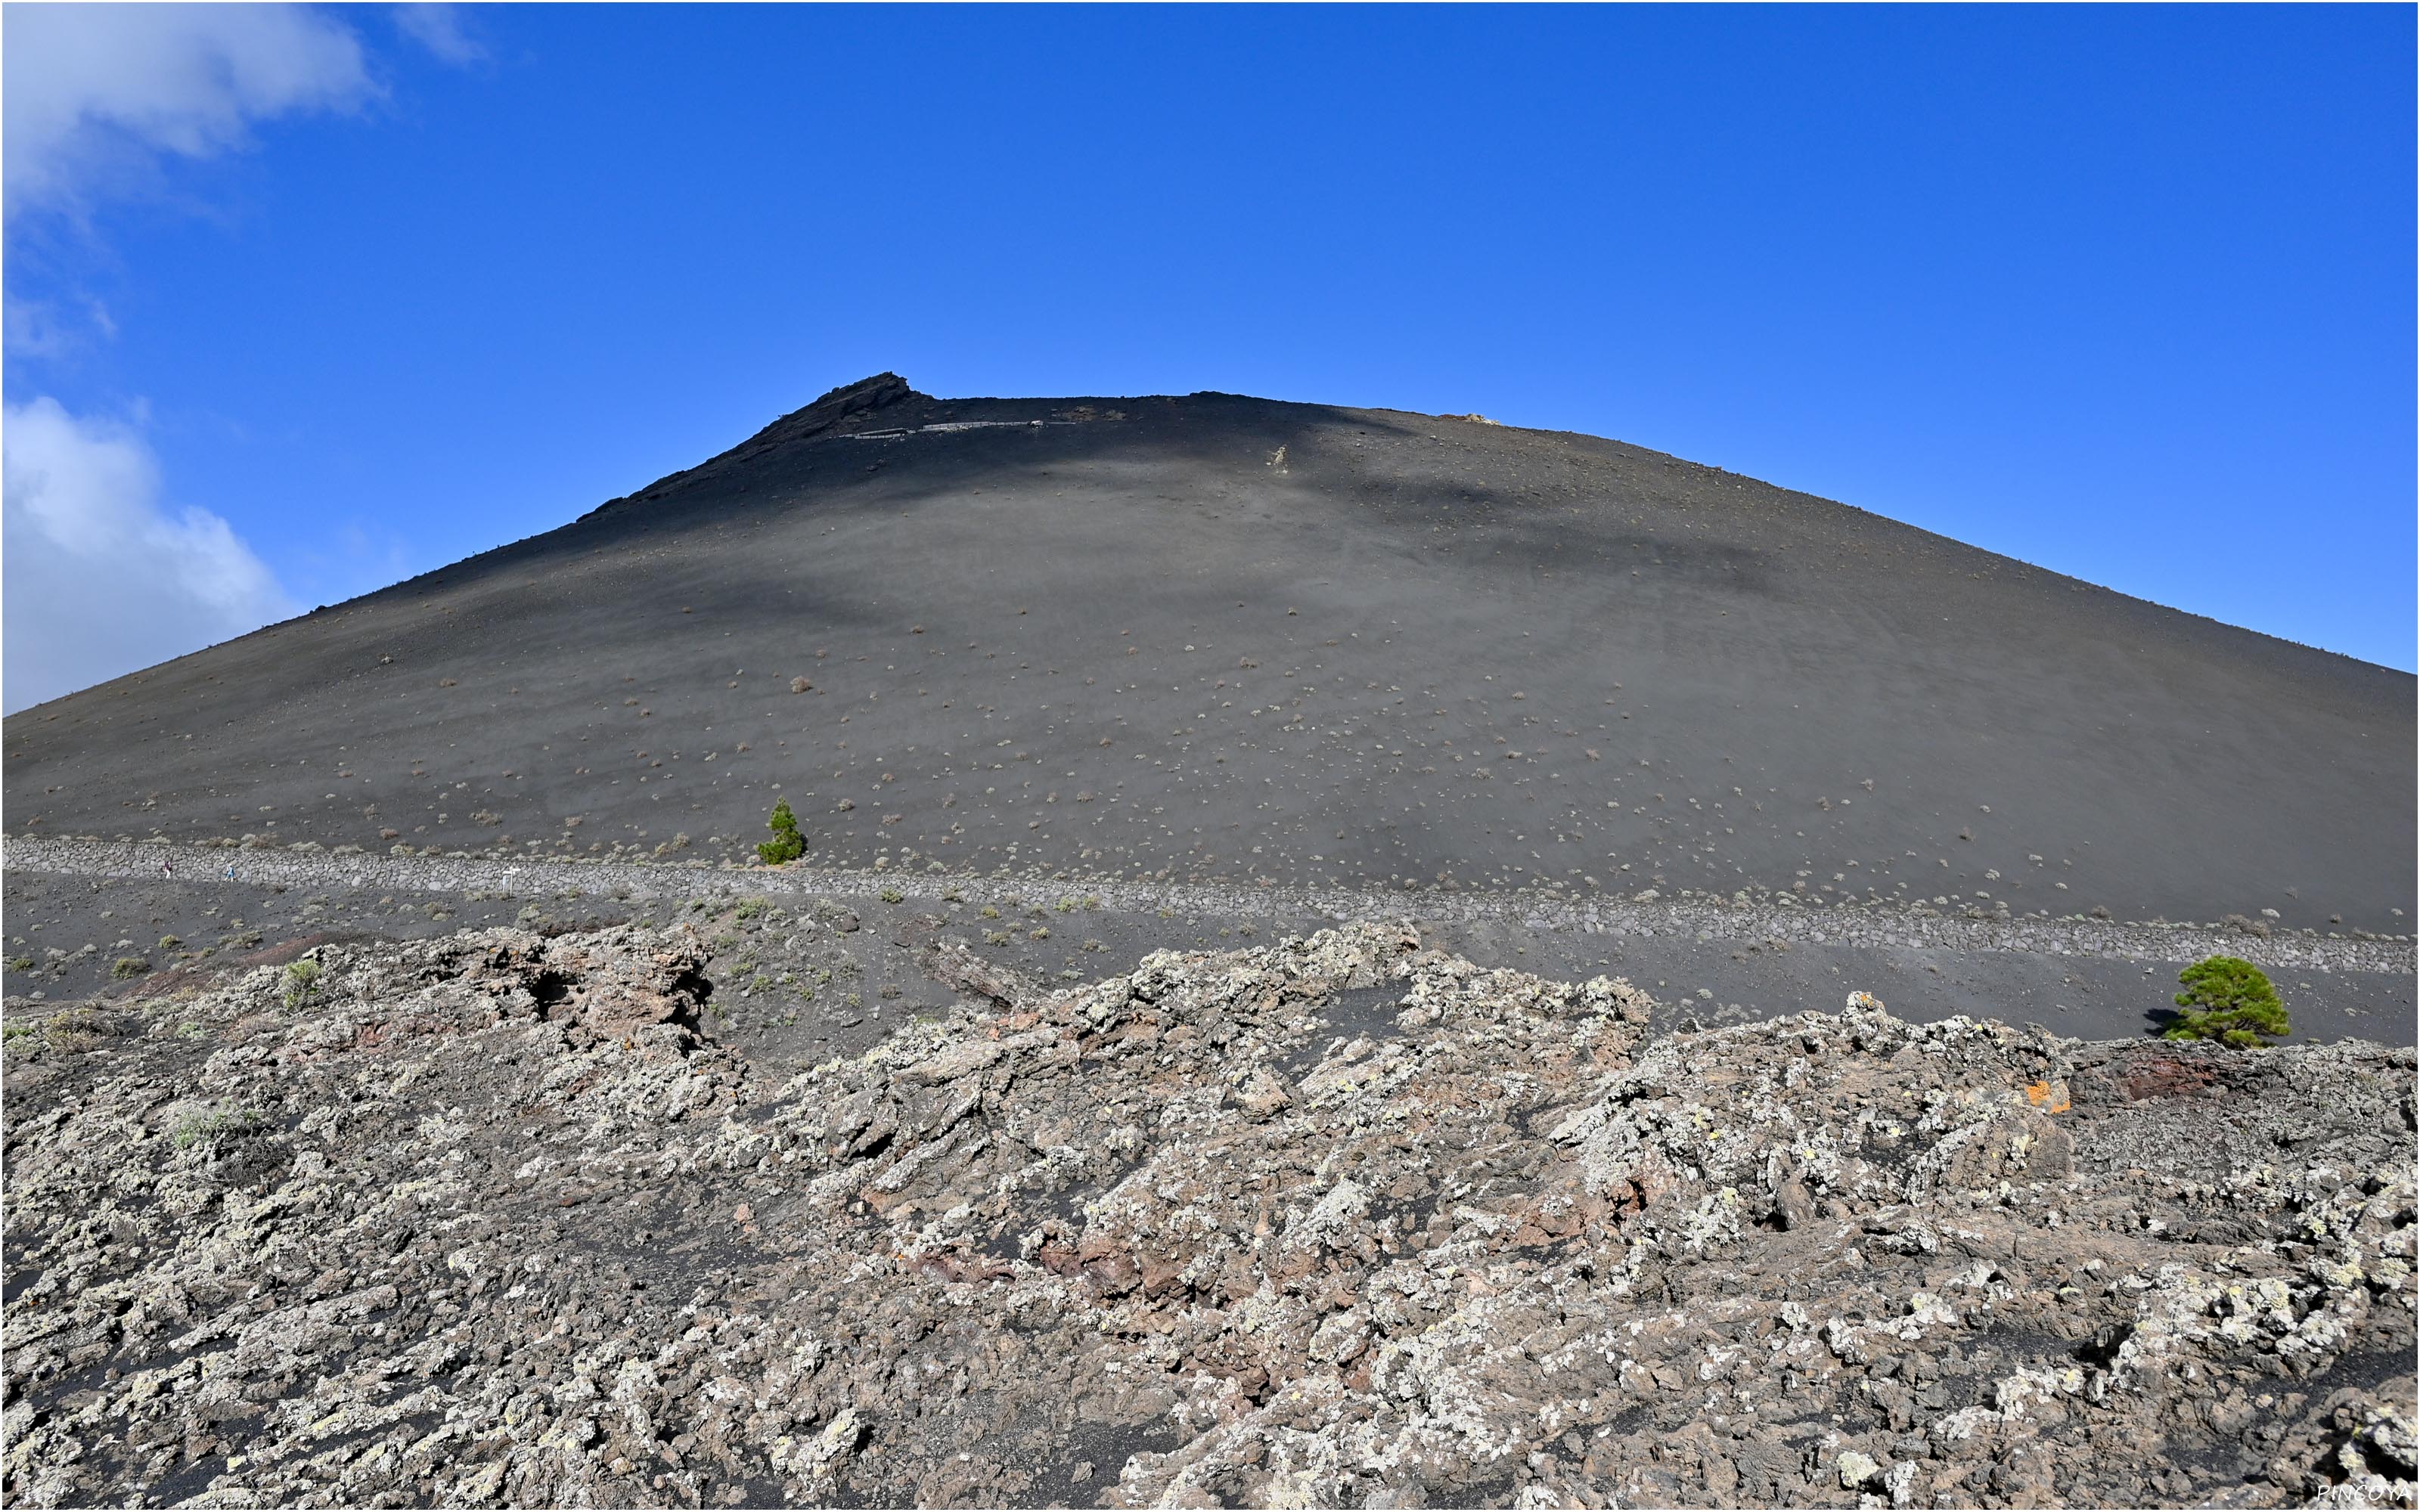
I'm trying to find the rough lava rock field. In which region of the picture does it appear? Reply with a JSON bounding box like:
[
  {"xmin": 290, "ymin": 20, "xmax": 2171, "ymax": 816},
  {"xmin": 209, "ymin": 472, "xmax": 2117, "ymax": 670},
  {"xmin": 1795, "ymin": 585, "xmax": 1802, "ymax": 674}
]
[
  {"xmin": 2, "ymin": 921, "xmax": 2412, "ymax": 1508},
  {"xmin": 5, "ymin": 376, "xmax": 2415, "ymax": 1507}
]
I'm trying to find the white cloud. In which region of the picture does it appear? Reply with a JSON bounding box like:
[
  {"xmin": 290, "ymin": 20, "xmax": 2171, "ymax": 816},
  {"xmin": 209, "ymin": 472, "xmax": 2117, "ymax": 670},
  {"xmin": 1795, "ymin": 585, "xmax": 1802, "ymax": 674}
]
[
  {"xmin": 2, "ymin": 4, "xmax": 374, "ymax": 213},
  {"xmin": 3, "ymin": 398, "xmax": 294, "ymax": 714}
]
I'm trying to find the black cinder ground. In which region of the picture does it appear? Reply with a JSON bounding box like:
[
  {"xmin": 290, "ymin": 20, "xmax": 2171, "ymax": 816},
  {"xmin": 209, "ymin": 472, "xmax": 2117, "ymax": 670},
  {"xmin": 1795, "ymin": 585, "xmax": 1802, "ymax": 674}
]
[{"xmin": 8, "ymin": 378, "xmax": 2410, "ymax": 934}]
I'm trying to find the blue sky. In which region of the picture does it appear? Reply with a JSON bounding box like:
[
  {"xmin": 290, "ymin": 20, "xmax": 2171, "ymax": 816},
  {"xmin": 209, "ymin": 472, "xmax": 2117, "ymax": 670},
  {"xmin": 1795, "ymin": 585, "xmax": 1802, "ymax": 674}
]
[{"xmin": 5, "ymin": 4, "xmax": 2412, "ymax": 711}]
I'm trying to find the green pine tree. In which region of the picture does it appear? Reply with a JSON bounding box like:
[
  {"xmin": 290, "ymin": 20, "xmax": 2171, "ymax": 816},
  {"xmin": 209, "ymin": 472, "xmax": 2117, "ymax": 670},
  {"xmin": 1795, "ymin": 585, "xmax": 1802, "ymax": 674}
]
[
  {"xmin": 2163, "ymin": 955, "xmax": 2289, "ymax": 1049},
  {"xmin": 757, "ymin": 798, "xmax": 805, "ymax": 866}
]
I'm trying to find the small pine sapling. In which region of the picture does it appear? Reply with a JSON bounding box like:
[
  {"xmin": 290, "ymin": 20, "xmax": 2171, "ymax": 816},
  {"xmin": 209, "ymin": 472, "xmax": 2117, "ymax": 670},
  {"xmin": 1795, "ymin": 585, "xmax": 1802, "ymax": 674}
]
[
  {"xmin": 2164, "ymin": 955, "xmax": 2289, "ymax": 1048},
  {"xmin": 757, "ymin": 799, "xmax": 806, "ymax": 866}
]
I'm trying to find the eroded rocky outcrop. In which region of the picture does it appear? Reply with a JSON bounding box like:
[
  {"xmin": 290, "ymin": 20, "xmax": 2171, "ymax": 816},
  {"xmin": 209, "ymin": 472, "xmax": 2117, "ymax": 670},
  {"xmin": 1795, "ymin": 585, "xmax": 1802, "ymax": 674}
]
[
  {"xmin": 603, "ymin": 372, "xmax": 920, "ymax": 511},
  {"xmin": 3, "ymin": 922, "xmax": 2412, "ymax": 1507}
]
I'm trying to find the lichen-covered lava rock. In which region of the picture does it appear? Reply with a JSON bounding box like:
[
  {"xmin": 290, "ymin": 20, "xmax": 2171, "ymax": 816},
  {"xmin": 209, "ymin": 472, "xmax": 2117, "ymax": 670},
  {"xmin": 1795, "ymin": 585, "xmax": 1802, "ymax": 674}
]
[{"xmin": 4, "ymin": 922, "xmax": 2412, "ymax": 1507}]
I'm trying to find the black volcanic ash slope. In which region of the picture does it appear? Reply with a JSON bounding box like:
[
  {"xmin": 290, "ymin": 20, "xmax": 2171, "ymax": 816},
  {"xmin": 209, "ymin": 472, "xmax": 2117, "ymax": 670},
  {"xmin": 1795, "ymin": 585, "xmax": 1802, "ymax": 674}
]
[{"xmin": 5, "ymin": 374, "xmax": 2411, "ymax": 929}]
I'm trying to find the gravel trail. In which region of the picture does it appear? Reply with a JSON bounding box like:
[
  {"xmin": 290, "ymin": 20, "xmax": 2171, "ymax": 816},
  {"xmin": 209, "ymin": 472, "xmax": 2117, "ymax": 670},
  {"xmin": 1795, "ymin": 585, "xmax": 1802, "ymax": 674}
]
[{"xmin": 8, "ymin": 837, "xmax": 2406, "ymax": 977}]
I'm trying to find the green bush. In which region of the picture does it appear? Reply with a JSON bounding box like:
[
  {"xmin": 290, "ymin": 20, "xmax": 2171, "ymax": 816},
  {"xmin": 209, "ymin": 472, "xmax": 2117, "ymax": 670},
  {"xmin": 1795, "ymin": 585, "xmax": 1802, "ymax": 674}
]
[
  {"xmin": 173, "ymin": 1105, "xmax": 259, "ymax": 1150},
  {"xmin": 2164, "ymin": 955, "xmax": 2289, "ymax": 1049},
  {"xmin": 879, "ymin": 885, "xmax": 904, "ymax": 905},
  {"xmin": 110, "ymin": 956, "xmax": 150, "ymax": 981},
  {"xmin": 757, "ymin": 799, "xmax": 806, "ymax": 866},
  {"xmin": 284, "ymin": 958, "xmax": 322, "ymax": 1009}
]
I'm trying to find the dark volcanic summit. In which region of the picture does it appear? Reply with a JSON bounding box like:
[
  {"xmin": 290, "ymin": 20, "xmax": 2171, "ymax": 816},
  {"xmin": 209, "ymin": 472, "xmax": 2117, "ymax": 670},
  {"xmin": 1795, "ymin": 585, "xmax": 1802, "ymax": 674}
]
[{"xmin": 7, "ymin": 374, "xmax": 2411, "ymax": 928}]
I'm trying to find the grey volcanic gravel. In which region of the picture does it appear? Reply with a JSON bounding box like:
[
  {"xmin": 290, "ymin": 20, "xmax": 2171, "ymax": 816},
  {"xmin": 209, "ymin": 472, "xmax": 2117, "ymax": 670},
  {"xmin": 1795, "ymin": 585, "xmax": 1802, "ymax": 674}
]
[
  {"xmin": 8, "ymin": 839, "xmax": 2411, "ymax": 972},
  {"xmin": 3, "ymin": 919, "xmax": 2413, "ymax": 1507},
  {"xmin": 6, "ymin": 381, "xmax": 2409, "ymax": 932}
]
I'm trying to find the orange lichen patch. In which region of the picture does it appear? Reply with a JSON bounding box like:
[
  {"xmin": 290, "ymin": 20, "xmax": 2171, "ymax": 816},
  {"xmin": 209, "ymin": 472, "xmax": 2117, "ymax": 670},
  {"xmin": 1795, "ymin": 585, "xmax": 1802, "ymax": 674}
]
[{"xmin": 2023, "ymin": 1079, "xmax": 2073, "ymax": 1115}]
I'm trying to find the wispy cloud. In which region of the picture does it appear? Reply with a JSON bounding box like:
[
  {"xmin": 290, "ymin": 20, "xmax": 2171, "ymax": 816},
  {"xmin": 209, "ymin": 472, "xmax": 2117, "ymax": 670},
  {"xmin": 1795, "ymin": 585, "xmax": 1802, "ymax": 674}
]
[
  {"xmin": 3, "ymin": 399, "xmax": 295, "ymax": 714},
  {"xmin": 392, "ymin": 4, "xmax": 486, "ymax": 66},
  {"xmin": 2, "ymin": 4, "xmax": 374, "ymax": 215},
  {"xmin": 0, "ymin": 7, "xmax": 468, "ymax": 709},
  {"xmin": 2, "ymin": 293, "xmax": 116, "ymax": 360}
]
